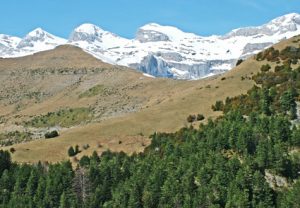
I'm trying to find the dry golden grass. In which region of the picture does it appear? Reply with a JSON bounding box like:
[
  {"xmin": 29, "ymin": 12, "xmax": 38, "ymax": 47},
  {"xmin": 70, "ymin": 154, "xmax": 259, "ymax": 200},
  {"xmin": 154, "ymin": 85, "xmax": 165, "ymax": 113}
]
[{"xmin": 1, "ymin": 35, "xmax": 300, "ymax": 163}]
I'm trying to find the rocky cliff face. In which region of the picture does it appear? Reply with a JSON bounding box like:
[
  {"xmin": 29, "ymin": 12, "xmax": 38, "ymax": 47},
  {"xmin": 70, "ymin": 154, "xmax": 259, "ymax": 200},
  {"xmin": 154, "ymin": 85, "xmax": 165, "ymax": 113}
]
[{"xmin": 1, "ymin": 13, "xmax": 300, "ymax": 79}]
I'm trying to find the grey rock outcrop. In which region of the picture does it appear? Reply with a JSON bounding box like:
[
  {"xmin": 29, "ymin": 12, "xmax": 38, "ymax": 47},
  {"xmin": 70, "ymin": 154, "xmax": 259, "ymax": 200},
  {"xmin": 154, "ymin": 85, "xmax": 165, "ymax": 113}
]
[{"xmin": 136, "ymin": 29, "xmax": 170, "ymax": 43}]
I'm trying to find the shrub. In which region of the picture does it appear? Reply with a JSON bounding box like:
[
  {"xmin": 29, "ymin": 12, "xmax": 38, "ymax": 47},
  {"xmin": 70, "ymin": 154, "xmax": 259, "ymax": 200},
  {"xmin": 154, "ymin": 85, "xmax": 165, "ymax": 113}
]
[
  {"xmin": 280, "ymin": 46, "xmax": 300, "ymax": 60},
  {"xmin": 45, "ymin": 130, "xmax": 59, "ymax": 139},
  {"xmin": 9, "ymin": 148, "xmax": 16, "ymax": 154},
  {"xmin": 256, "ymin": 52, "xmax": 263, "ymax": 61},
  {"xmin": 260, "ymin": 64, "xmax": 271, "ymax": 72},
  {"xmin": 236, "ymin": 59, "xmax": 243, "ymax": 66},
  {"xmin": 212, "ymin": 101, "xmax": 224, "ymax": 111},
  {"xmin": 197, "ymin": 114, "xmax": 205, "ymax": 121},
  {"xmin": 187, "ymin": 115, "xmax": 196, "ymax": 123},
  {"xmin": 256, "ymin": 47, "xmax": 280, "ymax": 62},
  {"xmin": 68, "ymin": 146, "xmax": 76, "ymax": 157}
]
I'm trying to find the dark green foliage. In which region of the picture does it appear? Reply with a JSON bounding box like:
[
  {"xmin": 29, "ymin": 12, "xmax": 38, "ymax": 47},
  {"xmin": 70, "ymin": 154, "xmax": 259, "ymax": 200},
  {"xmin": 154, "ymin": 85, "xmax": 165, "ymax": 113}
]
[
  {"xmin": 261, "ymin": 87, "xmax": 272, "ymax": 115},
  {"xmin": 0, "ymin": 150, "xmax": 11, "ymax": 175},
  {"xmin": 256, "ymin": 47, "xmax": 280, "ymax": 62},
  {"xmin": 197, "ymin": 114, "xmax": 205, "ymax": 121},
  {"xmin": 291, "ymin": 127, "xmax": 300, "ymax": 147},
  {"xmin": 279, "ymin": 46, "xmax": 300, "ymax": 60},
  {"xmin": 0, "ymin": 161, "xmax": 77, "ymax": 208},
  {"xmin": 68, "ymin": 145, "xmax": 81, "ymax": 157},
  {"xmin": 79, "ymin": 156, "xmax": 90, "ymax": 167},
  {"xmin": 212, "ymin": 100, "xmax": 224, "ymax": 111},
  {"xmin": 261, "ymin": 64, "xmax": 271, "ymax": 72},
  {"xmin": 45, "ymin": 130, "xmax": 59, "ymax": 139},
  {"xmin": 279, "ymin": 180, "xmax": 300, "ymax": 207},
  {"xmin": 68, "ymin": 146, "xmax": 76, "ymax": 157}
]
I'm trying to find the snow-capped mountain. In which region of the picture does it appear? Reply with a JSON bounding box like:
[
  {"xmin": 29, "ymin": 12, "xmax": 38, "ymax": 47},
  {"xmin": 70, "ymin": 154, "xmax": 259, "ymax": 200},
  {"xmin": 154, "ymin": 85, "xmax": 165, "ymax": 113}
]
[
  {"xmin": 1, "ymin": 13, "xmax": 300, "ymax": 79},
  {"xmin": 68, "ymin": 23, "xmax": 130, "ymax": 63},
  {"xmin": 0, "ymin": 28, "xmax": 67, "ymax": 58}
]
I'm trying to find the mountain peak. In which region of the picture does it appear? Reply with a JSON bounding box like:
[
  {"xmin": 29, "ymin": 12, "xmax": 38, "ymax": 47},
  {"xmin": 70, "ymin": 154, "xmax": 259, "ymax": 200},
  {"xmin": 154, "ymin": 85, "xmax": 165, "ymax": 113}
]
[
  {"xmin": 270, "ymin": 12, "xmax": 300, "ymax": 25},
  {"xmin": 226, "ymin": 13, "xmax": 300, "ymax": 38},
  {"xmin": 136, "ymin": 23, "xmax": 197, "ymax": 42},
  {"xmin": 27, "ymin": 27, "xmax": 48, "ymax": 37},
  {"xmin": 70, "ymin": 23, "xmax": 108, "ymax": 43},
  {"xmin": 140, "ymin": 23, "xmax": 164, "ymax": 29},
  {"xmin": 16, "ymin": 28, "xmax": 66, "ymax": 50},
  {"xmin": 74, "ymin": 23, "xmax": 105, "ymax": 34},
  {"xmin": 69, "ymin": 23, "xmax": 128, "ymax": 51},
  {"xmin": 139, "ymin": 23, "xmax": 185, "ymax": 34}
]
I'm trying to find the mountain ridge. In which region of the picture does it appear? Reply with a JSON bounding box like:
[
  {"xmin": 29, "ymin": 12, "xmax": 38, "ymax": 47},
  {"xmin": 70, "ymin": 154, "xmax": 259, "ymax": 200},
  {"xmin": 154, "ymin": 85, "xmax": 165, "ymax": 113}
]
[{"xmin": 1, "ymin": 13, "xmax": 300, "ymax": 79}]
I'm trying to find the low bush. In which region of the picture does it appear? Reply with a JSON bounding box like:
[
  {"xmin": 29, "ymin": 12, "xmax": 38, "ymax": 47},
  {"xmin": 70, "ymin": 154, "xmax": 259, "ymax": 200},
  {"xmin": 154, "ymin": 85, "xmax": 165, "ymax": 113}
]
[
  {"xmin": 187, "ymin": 115, "xmax": 196, "ymax": 123},
  {"xmin": 45, "ymin": 130, "xmax": 59, "ymax": 139},
  {"xmin": 197, "ymin": 114, "xmax": 205, "ymax": 121}
]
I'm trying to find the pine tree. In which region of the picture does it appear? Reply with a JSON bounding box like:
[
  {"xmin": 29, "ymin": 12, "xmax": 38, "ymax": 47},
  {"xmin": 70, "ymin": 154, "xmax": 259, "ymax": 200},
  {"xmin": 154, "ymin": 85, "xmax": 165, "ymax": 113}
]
[
  {"xmin": 59, "ymin": 192, "xmax": 69, "ymax": 208},
  {"xmin": 251, "ymin": 171, "xmax": 274, "ymax": 208},
  {"xmin": 26, "ymin": 169, "xmax": 39, "ymax": 198},
  {"xmin": 128, "ymin": 182, "xmax": 142, "ymax": 208},
  {"xmin": 280, "ymin": 180, "xmax": 300, "ymax": 207},
  {"xmin": 33, "ymin": 177, "xmax": 46, "ymax": 208},
  {"xmin": 0, "ymin": 169, "xmax": 11, "ymax": 204},
  {"xmin": 261, "ymin": 88, "xmax": 271, "ymax": 115},
  {"xmin": 0, "ymin": 150, "xmax": 11, "ymax": 174}
]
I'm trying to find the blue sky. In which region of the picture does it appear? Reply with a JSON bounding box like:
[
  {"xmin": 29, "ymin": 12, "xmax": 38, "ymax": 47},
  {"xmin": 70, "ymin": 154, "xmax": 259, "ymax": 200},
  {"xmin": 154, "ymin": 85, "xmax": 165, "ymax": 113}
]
[{"xmin": 1, "ymin": 0, "xmax": 300, "ymax": 38}]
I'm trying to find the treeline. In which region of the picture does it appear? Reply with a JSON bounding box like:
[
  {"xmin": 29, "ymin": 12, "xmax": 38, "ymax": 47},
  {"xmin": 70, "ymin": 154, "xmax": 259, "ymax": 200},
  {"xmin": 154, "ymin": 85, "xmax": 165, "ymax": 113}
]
[{"xmin": 0, "ymin": 45, "xmax": 300, "ymax": 207}]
